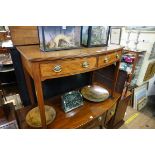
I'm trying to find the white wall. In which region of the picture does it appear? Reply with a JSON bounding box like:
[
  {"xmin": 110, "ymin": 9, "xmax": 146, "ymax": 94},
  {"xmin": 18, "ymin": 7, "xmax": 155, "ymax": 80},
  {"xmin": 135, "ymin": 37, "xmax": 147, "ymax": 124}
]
[
  {"xmin": 120, "ymin": 27, "xmax": 155, "ymax": 52},
  {"xmin": 120, "ymin": 27, "xmax": 155, "ymax": 96}
]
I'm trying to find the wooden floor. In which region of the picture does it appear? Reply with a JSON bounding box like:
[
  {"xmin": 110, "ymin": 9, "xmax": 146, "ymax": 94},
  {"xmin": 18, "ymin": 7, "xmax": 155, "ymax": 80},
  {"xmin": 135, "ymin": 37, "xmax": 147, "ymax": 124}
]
[{"xmin": 120, "ymin": 105, "xmax": 155, "ymax": 129}]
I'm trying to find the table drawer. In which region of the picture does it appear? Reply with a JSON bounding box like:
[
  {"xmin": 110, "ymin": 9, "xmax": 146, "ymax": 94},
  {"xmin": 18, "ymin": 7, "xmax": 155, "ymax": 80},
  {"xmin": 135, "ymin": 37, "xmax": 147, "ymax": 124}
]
[
  {"xmin": 98, "ymin": 51, "xmax": 121, "ymax": 67},
  {"xmin": 40, "ymin": 57, "xmax": 97, "ymax": 79},
  {"xmin": 105, "ymin": 103, "xmax": 116, "ymax": 124},
  {"xmin": 80, "ymin": 113, "xmax": 106, "ymax": 129}
]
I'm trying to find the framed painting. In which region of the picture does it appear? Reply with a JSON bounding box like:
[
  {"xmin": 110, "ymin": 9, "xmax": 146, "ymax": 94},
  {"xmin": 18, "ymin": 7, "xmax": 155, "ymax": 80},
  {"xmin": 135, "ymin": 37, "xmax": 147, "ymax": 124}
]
[
  {"xmin": 110, "ymin": 27, "xmax": 122, "ymax": 45},
  {"xmin": 81, "ymin": 26, "xmax": 110, "ymax": 47},
  {"xmin": 133, "ymin": 82, "xmax": 148, "ymax": 110}
]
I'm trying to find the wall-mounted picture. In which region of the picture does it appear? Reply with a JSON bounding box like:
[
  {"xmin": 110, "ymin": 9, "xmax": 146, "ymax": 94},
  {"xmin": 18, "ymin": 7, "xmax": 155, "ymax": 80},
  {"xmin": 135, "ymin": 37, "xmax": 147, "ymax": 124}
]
[
  {"xmin": 110, "ymin": 27, "xmax": 122, "ymax": 45},
  {"xmin": 126, "ymin": 26, "xmax": 155, "ymax": 31}
]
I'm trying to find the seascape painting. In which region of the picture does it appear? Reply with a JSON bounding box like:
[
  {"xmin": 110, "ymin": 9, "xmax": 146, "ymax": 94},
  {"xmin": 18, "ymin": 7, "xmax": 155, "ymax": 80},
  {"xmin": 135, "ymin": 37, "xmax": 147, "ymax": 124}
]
[{"xmin": 39, "ymin": 26, "xmax": 81, "ymax": 51}]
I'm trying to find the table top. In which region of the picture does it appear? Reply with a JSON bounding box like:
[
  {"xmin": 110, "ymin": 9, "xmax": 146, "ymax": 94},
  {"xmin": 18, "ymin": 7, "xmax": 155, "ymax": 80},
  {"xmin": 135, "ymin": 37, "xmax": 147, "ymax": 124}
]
[{"xmin": 17, "ymin": 45, "xmax": 123, "ymax": 62}]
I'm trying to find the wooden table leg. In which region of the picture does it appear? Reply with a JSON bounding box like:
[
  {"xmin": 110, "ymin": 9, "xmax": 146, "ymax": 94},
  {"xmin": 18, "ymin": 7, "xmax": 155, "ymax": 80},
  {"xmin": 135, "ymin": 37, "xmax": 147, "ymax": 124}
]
[
  {"xmin": 111, "ymin": 61, "xmax": 120, "ymax": 97},
  {"xmin": 90, "ymin": 71, "xmax": 95, "ymax": 84},
  {"xmin": 23, "ymin": 67, "xmax": 35, "ymax": 105},
  {"xmin": 32, "ymin": 64, "xmax": 46, "ymax": 128}
]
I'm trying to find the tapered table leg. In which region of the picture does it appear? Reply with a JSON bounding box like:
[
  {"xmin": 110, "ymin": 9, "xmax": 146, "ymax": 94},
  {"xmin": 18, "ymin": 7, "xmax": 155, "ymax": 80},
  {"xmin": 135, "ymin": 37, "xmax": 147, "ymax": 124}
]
[
  {"xmin": 32, "ymin": 64, "xmax": 46, "ymax": 128},
  {"xmin": 111, "ymin": 61, "xmax": 120, "ymax": 97},
  {"xmin": 23, "ymin": 67, "xmax": 35, "ymax": 105}
]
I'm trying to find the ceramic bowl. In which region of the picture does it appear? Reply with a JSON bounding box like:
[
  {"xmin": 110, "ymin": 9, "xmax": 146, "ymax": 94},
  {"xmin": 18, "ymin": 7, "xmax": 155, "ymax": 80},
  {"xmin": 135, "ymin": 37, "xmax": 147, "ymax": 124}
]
[
  {"xmin": 26, "ymin": 105, "xmax": 56, "ymax": 128},
  {"xmin": 81, "ymin": 85, "xmax": 109, "ymax": 102}
]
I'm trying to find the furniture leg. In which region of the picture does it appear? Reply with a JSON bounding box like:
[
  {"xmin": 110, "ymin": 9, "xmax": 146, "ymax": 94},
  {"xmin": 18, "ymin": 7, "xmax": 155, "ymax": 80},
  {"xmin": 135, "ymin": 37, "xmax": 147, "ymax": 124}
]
[
  {"xmin": 99, "ymin": 125, "xmax": 103, "ymax": 129},
  {"xmin": 0, "ymin": 83, "xmax": 7, "ymax": 101},
  {"xmin": 90, "ymin": 72, "xmax": 95, "ymax": 84},
  {"xmin": 32, "ymin": 64, "xmax": 46, "ymax": 128},
  {"xmin": 23, "ymin": 67, "xmax": 35, "ymax": 105},
  {"xmin": 2, "ymin": 88, "xmax": 7, "ymax": 101},
  {"xmin": 111, "ymin": 61, "xmax": 120, "ymax": 97}
]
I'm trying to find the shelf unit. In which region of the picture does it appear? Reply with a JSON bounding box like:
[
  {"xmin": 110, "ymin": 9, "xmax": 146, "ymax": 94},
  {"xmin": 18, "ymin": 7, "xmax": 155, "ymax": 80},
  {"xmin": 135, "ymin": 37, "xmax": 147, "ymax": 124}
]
[
  {"xmin": 10, "ymin": 26, "xmax": 123, "ymax": 128},
  {"xmin": 16, "ymin": 45, "xmax": 123, "ymax": 128},
  {"xmin": 16, "ymin": 82, "xmax": 121, "ymax": 129}
]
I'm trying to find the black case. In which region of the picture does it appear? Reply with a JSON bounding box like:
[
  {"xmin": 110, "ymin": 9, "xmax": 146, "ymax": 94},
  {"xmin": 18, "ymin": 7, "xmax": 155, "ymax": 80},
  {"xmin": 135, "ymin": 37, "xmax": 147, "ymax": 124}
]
[{"xmin": 81, "ymin": 26, "xmax": 110, "ymax": 47}]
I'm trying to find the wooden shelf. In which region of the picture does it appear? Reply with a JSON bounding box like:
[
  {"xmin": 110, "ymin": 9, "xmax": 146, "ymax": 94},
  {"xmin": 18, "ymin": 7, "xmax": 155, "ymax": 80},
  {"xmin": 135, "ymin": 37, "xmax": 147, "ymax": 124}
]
[{"xmin": 16, "ymin": 82, "xmax": 121, "ymax": 129}]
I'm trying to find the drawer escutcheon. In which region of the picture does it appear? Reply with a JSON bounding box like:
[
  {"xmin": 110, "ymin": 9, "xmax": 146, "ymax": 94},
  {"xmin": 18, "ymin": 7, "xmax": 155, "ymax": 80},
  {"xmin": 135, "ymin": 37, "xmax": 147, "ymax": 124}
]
[
  {"xmin": 53, "ymin": 65, "xmax": 62, "ymax": 73},
  {"xmin": 116, "ymin": 54, "xmax": 120, "ymax": 59},
  {"xmin": 82, "ymin": 61, "xmax": 89, "ymax": 68},
  {"xmin": 98, "ymin": 116, "xmax": 102, "ymax": 121},
  {"xmin": 104, "ymin": 57, "xmax": 109, "ymax": 63}
]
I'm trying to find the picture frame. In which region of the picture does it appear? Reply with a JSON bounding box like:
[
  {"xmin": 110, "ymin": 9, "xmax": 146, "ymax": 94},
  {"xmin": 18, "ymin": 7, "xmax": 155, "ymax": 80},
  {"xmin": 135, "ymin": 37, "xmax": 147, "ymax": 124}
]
[
  {"xmin": 110, "ymin": 27, "xmax": 122, "ymax": 45},
  {"xmin": 133, "ymin": 82, "xmax": 148, "ymax": 110},
  {"xmin": 81, "ymin": 26, "xmax": 110, "ymax": 47}
]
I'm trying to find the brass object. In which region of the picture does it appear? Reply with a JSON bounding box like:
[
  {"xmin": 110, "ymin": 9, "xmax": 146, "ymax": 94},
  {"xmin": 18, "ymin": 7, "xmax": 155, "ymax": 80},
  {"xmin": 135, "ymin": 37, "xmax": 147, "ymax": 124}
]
[
  {"xmin": 53, "ymin": 65, "xmax": 62, "ymax": 72},
  {"xmin": 26, "ymin": 105, "xmax": 56, "ymax": 128},
  {"xmin": 81, "ymin": 85, "xmax": 109, "ymax": 102},
  {"xmin": 82, "ymin": 61, "xmax": 89, "ymax": 68},
  {"xmin": 104, "ymin": 57, "xmax": 109, "ymax": 63},
  {"xmin": 116, "ymin": 54, "xmax": 119, "ymax": 59},
  {"xmin": 98, "ymin": 116, "xmax": 102, "ymax": 121}
]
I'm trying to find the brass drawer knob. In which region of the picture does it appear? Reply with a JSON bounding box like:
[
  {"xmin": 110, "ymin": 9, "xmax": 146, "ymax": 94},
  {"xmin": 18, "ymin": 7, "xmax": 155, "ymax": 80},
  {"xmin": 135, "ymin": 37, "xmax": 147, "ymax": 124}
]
[
  {"xmin": 82, "ymin": 61, "xmax": 89, "ymax": 68},
  {"xmin": 104, "ymin": 57, "xmax": 109, "ymax": 63},
  {"xmin": 116, "ymin": 54, "xmax": 120, "ymax": 59},
  {"xmin": 98, "ymin": 116, "xmax": 102, "ymax": 121},
  {"xmin": 53, "ymin": 65, "xmax": 62, "ymax": 73}
]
